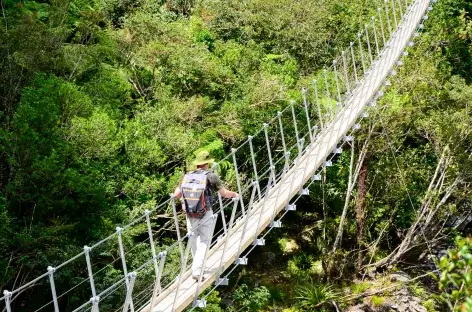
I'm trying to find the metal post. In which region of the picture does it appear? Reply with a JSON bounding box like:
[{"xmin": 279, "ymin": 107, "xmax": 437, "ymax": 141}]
[
  {"xmin": 391, "ymin": 0, "xmax": 398, "ymax": 28},
  {"xmin": 84, "ymin": 246, "xmax": 97, "ymax": 298},
  {"xmin": 312, "ymin": 125, "xmax": 319, "ymax": 141},
  {"xmin": 214, "ymin": 163, "xmax": 228, "ymax": 236},
  {"xmin": 3, "ymin": 291, "xmax": 12, "ymax": 312},
  {"xmin": 298, "ymin": 143, "xmax": 317, "ymax": 195},
  {"xmin": 372, "ymin": 17, "xmax": 380, "ymax": 55},
  {"xmin": 341, "ymin": 51, "xmax": 350, "ymax": 94},
  {"xmin": 398, "ymin": 0, "xmax": 403, "ymax": 19},
  {"xmin": 217, "ymin": 198, "xmax": 239, "ymax": 279},
  {"xmin": 378, "ymin": 8, "xmax": 386, "ymax": 45},
  {"xmin": 284, "ymin": 141, "xmax": 306, "ymax": 208},
  {"xmin": 117, "ymin": 227, "xmax": 134, "ymax": 312},
  {"xmin": 384, "ymin": 0, "xmax": 392, "ymax": 35},
  {"xmin": 349, "ymin": 42, "xmax": 359, "ymax": 84},
  {"xmin": 358, "ymin": 33, "xmax": 366, "ymax": 74},
  {"xmin": 47, "ymin": 266, "xmax": 60, "ymax": 312},
  {"xmin": 232, "ymin": 149, "xmax": 246, "ymax": 216},
  {"xmin": 122, "ymin": 272, "xmax": 137, "ymax": 312},
  {"xmin": 365, "ymin": 25, "xmax": 373, "ymax": 65},
  {"xmin": 145, "ymin": 211, "xmax": 159, "ymax": 278},
  {"xmin": 254, "ymin": 172, "xmax": 274, "ymax": 246},
  {"xmin": 235, "ymin": 182, "xmax": 258, "ymax": 261},
  {"xmin": 157, "ymin": 251, "xmax": 166, "ymax": 289},
  {"xmin": 270, "ymin": 152, "xmax": 290, "ymax": 226},
  {"xmin": 145, "ymin": 210, "xmax": 160, "ymax": 310},
  {"xmin": 149, "ymin": 251, "xmax": 166, "ymax": 311},
  {"xmin": 298, "ymin": 138, "xmax": 305, "ymax": 160},
  {"xmin": 277, "ymin": 112, "xmax": 287, "ymax": 156},
  {"xmin": 171, "ymin": 194, "xmax": 185, "ymax": 267},
  {"xmin": 333, "ymin": 60, "xmax": 342, "ymax": 106},
  {"xmin": 290, "ymin": 101, "xmax": 301, "ymax": 152},
  {"xmin": 298, "ymin": 145, "xmax": 313, "ymax": 195},
  {"xmin": 172, "ymin": 232, "xmax": 193, "ymax": 310},
  {"xmin": 323, "ymin": 69, "xmax": 331, "ymax": 100},
  {"xmin": 313, "ymin": 80, "xmax": 324, "ymax": 129},
  {"xmin": 248, "ymin": 136, "xmax": 262, "ymax": 201},
  {"xmin": 263, "ymin": 123, "xmax": 276, "ymax": 184},
  {"xmin": 301, "ymin": 88, "xmax": 313, "ymax": 143},
  {"xmin": 90, "ymin": 296, "xmax": 100, "ymax": 312},
  {"xmin": 218, "ymin": 192, "xmax": 227, "ymax": 236},
  {"xmin": 281, "ymin": 151, "xmax": 291, "ymax": 175},
  {"xmin": 227, "ymin": 197, "xmax": 239, "ymax": 232}
]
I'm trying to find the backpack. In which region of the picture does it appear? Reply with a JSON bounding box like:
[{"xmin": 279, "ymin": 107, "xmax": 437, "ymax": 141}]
[{"xmin": 180, "ymin": 171, "xmax": 213, "ymax": 219}]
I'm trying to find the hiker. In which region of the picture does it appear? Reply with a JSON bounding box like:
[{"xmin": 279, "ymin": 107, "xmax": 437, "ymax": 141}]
[{"xmin": 173, "ymin": 151, "xmax": 239, "ymax": 280}]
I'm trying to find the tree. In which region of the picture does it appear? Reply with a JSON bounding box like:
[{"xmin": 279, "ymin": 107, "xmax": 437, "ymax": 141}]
[{"xmin": 439, "ymin": 236, "xmax": 472, "ymax": 311}]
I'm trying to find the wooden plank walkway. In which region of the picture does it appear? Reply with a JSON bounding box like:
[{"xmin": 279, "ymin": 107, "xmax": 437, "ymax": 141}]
[{"xmin": 141, "ymin": 1, "xmax": 429, "ymax": 310}]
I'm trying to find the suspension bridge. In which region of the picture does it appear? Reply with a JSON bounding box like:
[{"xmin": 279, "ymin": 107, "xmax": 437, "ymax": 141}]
[{"xmin": 1, "ymin": 0, "xmax": 435, "ymax": 311}]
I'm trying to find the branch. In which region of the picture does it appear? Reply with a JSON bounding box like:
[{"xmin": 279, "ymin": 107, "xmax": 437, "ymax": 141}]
[
  {"xmin": 331, "ymin": 140, "xmax": 355, "ymax": 254},
  {"xmin": 331, "ymin": 120, "xmax": 375, "ymax": 255},
  {"xmin": 128, "ymin": 78, "xmax": 144, "ymax": 97}
]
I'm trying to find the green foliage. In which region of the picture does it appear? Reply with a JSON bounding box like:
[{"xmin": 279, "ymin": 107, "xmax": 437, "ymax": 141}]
[
  {"xmin": 68, "ymin": 110, "xmax": 119, "ymax": 160},
  {"xmin": 294, "ymin": 280, "xmax": 341, "ymax": 310},
  {"xmin": 192, "ymin": 291, "xmax": 224, "ymax": 312},
  {"xmin": 231, "ymin": 284, "xmax": 271, "ymax": 311},
  {"xmin": 371, "ymin": 296, "xmax": 385, "ymax": 307},
  {"xmin": 281, "ymin": 308, "xmax": 302, "ymax": 312},
  {"xmin": 286, "ymin": 252, "xmax": 319, "ymax": 278},
  {"xmin": 199, "ymin": 0, "xmax": 379, "ymax": 72},
  {"xmin": 0, "ymin": 0, "xmax": 471, "ymax": 310},
  {"xmin": 350, "ymin": 282, "xmax": 370, "ymax": 295},
  {"xmin": 423, "ymin": 299, "xmax": 439, "ymax": 312},
  {"xmin": 439, "ymin": 236, "xmax": 472, "ymax": 311},
  {"xmin": 266, "ymin": 284, "xmax": 287, "ymax": 303},
  {"xmin": 409, "ymin": 283, "xmax": 428, "ymax": 299}
]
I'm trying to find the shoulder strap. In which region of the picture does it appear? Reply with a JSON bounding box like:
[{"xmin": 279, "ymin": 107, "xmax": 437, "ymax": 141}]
[{"xmin": 193, "ymin": 169, "xmax": 210, "ymax": 177}]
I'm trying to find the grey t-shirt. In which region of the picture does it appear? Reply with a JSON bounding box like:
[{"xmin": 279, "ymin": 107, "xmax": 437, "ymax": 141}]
[{"xmin": 193, "ymin": 169, "xmax": 223, "ymax": 191}]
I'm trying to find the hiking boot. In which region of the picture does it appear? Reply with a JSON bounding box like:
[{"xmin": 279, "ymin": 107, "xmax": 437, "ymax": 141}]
[{"xmin": 192, "ymin": 271, "xmax": 201, "ymax": 281}]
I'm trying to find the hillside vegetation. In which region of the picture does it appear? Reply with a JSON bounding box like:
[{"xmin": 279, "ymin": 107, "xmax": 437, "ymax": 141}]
[{"xmin": 0, "ymin": 0, "xmax": 471, "ymax": 311}]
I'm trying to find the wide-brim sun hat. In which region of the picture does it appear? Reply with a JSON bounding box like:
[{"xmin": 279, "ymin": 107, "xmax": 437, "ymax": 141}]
[{"xmin": 192, "ymin": 150, "xmax": 214, "ymax": 166}]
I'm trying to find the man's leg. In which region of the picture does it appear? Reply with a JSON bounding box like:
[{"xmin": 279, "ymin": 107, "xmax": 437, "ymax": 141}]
[
  {"xmin": 187, "ymin": 216, "xmax": 198, "ymax": 259},
  {"xmin": 191, "ymin": 211, "xmax": 215, "ymax": 277}
]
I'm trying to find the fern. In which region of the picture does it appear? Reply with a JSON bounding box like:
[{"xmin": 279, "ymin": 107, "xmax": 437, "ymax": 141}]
[{"xmin": 294, "ymin": 280, "xmax": 341, "ymax": 309}]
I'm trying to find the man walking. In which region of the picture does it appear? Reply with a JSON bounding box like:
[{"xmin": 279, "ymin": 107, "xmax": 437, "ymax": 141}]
[{"xmin": 174, "ymin": 151, "xmax": 239, "ymax": 280}]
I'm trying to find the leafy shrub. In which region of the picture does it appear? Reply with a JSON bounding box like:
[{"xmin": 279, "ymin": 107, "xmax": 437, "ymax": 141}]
[
  {"xmin": 423, "ymin": 299, "xmax": 439, "ymax": 312},
  {"xmin": 409, "ymin": 282, "xmax": 427, "ymax": 299},
  {"xmin": 371, "ymin": 296, "xmax": 385, "ymax": 307},
  {"xmin": 293, "ymin": 252, "xmax": 315, "ymax": 271},
  {"xmin": 286, "ymin": 252, "xmax": 315, "ymax": 277},
  {"xmin": 294, "ymin": 280, "xmax": 341, "ymax": 309},
  {"xmin": 193, "ymin": 291, "xmax": 223, "ymax": 312},
  {"xmin": 232, "ymin": 284, "xmax": 271, "ymax": 311},
  {"xmin": 439, "ymin": 236, "xmax": 472, "ymax": 311},
  {"xmin": 266, "ymin": 285, "xmax": 287, "ymax": 302},
  {"xmin": 350, "ymin": 281, "xmax": 370, "ymax": 295}
]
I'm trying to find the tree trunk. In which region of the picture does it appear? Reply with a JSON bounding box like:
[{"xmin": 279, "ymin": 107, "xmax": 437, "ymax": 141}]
[{"xmin": 356, "ymin": 156, "xmax": 369, "ymax": 269}]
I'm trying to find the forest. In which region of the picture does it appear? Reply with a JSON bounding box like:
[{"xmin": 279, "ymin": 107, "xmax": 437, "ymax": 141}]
[{"xmin": 1, "ymin": 0, "xmax": 472, "ymax": 311}]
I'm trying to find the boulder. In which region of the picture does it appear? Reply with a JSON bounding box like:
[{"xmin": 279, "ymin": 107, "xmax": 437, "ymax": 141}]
[{"xmin": 389, "ymin": 272, "xmax": 410, "ymax": 283}]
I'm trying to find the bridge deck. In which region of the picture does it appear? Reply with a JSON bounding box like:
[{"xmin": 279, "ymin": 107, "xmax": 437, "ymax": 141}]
[{"xmin": 141, "ymin": 1, "xmax": 429, "ymax": 310}]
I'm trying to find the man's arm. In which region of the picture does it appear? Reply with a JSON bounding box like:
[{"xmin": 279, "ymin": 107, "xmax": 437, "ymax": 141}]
[
  {"xmin": 208, "ymin": 172, "xmax": 239, "ymax": 198},
  {"xmin": 219, "ymin": 187, "xmax": 239, "ymax": 199},
  {"xmin": 174, "ymin": 187, "xmax": 182, "ymax": 199}
]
